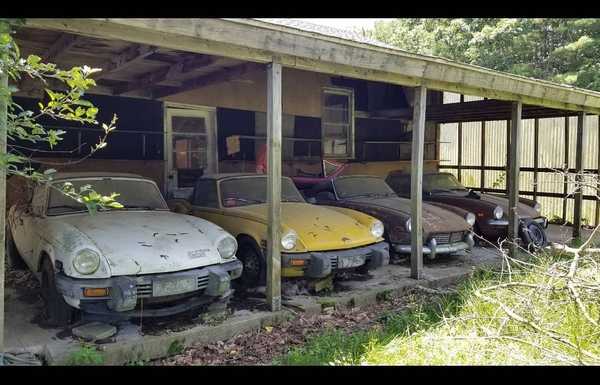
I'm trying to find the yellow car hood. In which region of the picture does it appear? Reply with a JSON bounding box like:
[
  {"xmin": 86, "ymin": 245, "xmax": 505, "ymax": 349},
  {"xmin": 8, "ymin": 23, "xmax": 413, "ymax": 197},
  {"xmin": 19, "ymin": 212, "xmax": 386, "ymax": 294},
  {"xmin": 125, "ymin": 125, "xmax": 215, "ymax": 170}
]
[{"xmin": 229, "ymin": 203, "xmax": 379, "ymax": 252}]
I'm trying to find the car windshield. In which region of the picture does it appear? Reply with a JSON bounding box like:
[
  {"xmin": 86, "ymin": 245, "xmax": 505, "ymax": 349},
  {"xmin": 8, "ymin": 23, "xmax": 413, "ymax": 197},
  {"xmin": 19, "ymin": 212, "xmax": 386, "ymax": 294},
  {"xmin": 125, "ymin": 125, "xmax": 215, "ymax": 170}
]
[
  {"xmin": 219, "ymin": 176, "xmax": 305, "ymax": 207},
  {"xmin": 424, "ymin": 174, "xmax": 468, "ymax": 193},
  {"xmin": 47, "ymin": 177, "xmax": 168, "ymax": 216},
  {"xmin": 333, "ymin": 177, "xmax": 397, "ymax": 199}
]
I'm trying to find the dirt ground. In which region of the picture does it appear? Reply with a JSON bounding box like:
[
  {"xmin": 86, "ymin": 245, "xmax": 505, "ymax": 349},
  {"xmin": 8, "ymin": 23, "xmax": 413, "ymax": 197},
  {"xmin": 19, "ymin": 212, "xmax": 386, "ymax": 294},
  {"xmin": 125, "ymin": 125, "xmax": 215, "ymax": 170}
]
[{"xmin": 155, "ymin": 287, "xmax": 443, "ymax": 366}]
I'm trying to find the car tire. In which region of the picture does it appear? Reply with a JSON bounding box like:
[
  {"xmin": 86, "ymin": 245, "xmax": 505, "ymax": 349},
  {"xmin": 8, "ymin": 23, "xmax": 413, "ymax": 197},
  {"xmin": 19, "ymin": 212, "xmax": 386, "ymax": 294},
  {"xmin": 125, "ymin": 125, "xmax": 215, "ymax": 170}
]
[
  {"xmin": 519, "ymin": 220, "xmax": 548, "ymax": 251},
  {"xmin": 235, "ymin": 238, "xmax": 266, "ymax": 289},
  {"xmin": 5, "ymin": 227, "xmax": 27, "ymax": 270},
  {"xmin": 40, "ymin": 258, "xmax": 74, "ymax": 327}
]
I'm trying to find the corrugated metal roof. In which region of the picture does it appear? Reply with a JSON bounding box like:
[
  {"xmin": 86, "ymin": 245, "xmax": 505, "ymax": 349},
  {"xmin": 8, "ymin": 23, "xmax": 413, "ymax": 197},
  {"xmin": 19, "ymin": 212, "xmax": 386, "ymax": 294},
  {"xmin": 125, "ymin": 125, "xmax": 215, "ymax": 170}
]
[{"xmin": 255, "ymin": 18, "xmax": 397, "ymax": 50}]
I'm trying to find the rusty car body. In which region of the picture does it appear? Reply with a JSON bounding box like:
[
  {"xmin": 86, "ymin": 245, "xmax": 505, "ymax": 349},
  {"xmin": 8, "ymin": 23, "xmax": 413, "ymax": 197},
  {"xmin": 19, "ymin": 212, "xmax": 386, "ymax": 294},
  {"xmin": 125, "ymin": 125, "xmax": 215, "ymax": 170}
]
[
  {"xmin": 168, "ymin": 173, "xmax": 390, "ymax": 287},
  {"xmin": 6, "ymin": 172, "xmax": 242, "ymax": 325},
  {"xmin": 301, "ymin": 175, "xmax": 476, "ymax": 259},
  {"xmin": 385, "ymin": 171, "xmax": 549, "ymax": 248}
]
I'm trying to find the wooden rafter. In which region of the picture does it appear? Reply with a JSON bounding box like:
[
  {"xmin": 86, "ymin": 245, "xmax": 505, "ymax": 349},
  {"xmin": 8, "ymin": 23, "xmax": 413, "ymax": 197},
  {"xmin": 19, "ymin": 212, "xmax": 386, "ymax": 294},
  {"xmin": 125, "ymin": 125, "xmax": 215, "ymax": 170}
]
[
  {"xmin": 19, "ymin": 33, "xmax": 82, "ymax": 94},
  {"xmin": 112, "ymin": 54, "xmax": 217, "ymax": 95},
  {"xmin": 94, "ymin": 43, "xmax": 158, "ymax": 81},
  {"xmin": 153, "ymin": 62, "xmax": 263, "ymax": 99}
]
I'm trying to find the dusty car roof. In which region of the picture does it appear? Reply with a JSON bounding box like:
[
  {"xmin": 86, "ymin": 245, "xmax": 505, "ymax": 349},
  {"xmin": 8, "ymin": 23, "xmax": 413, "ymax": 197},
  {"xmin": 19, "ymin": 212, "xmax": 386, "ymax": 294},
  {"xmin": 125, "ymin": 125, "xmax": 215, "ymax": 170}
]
[
  {"xmin": 387, "ymin": 171, "xmax": 450, "ymax": 177},
  {"xmin": 49, "ymin": 172, "xmax": 151, "ymax": 182},
  {"xmin": 201, "ymin": 173, "xmax": 293, "ymax": 181}
]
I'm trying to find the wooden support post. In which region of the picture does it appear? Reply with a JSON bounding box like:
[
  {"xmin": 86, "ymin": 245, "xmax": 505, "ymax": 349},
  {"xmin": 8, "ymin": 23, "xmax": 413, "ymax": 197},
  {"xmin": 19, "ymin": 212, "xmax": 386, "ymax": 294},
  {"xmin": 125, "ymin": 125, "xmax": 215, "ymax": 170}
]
[
  {"xmin": 596, "ymin": 117, "xmax": 600, "ymax": 227},
  {"xmin": 410, "ymin": 86, "xmax": 427, "ymax": 280},
  {"xmin": 563, "ymin": 117, "xmax": 570, "ymax": 222},
  {"xmin": 266, "ymin": 62, "xmax": 282, "ymax": 312},
  {"xmin": 573, "ymin": 111, "xmax": 586, "ymax": 239},
  {"xmin": 508, "ymin": 101, "xmax": 522, "ymax": 258},
  {"xmin": 506, "ymin": 119, "xmax": 511, "ymax": 190},
  {"xmin": 457, "ymin": 94, "xmax": 464, "ymax": 182},
  {"xmin": 533, "ymin": 118, "xmax": 539, "ymax": 201},
  {"xmin": 0, "ymin": 73, "xmax": 7, "ymax": 362},
  {"xmin": 480, "ymin": 121, "xmax": 486, "ymax": 192}
]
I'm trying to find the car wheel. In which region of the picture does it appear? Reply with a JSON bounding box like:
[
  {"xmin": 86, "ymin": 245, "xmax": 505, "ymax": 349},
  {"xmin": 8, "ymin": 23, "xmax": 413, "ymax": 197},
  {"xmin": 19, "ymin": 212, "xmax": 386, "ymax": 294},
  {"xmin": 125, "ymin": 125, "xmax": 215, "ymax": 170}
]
[
  {"xmin": 40, "ymin": 258, "xmax": 74, "ymax": 327},
  {"xmin": 236, "ymin": 239, "xmax": 265, "ymax": 289},
  {"xmin": 5, "ymin": 228, "xmax": 27, "ymax": 270},
  {"xmin": 519, "ymin": 220, "xmax": 548, "ymax": 250}
]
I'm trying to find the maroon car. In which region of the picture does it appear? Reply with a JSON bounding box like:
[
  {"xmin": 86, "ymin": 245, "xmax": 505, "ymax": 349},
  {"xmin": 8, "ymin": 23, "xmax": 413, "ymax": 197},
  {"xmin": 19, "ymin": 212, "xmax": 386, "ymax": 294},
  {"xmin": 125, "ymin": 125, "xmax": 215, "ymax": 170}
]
[
  {"xmin": 301, "ymin": 175, "xmax": 476, "ymax": 260},
  {"xmin": 385, "ymin": 171, "xmax": 548, "ymax": 248}
]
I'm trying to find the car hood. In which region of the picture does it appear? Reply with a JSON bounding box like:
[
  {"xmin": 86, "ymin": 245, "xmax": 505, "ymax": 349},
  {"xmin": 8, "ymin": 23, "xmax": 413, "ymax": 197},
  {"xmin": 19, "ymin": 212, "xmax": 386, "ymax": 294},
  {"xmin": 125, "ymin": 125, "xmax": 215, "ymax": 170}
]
[
  {"xmin": 228, "ymin": 203, "xmax": 379, "ymax": 251},
  {"xmin": 430, "ymin": 191, "xmax": 539, "ymax": 218},
  {"xmin": 54, "ymin": 210, "xmax": 228, "ymax": 276},
  {"xmin": 345, "ymin": 196, "xmax": 470, "ymax": 233}
]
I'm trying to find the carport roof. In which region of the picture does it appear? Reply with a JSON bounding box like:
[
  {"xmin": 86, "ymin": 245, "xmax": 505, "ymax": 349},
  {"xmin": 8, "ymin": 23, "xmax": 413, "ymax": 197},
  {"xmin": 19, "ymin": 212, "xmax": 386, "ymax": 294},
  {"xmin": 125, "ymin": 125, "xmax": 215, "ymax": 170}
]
[{"xmin": 16, "ymin": 18, "xmax": 600, "ymax": 115}]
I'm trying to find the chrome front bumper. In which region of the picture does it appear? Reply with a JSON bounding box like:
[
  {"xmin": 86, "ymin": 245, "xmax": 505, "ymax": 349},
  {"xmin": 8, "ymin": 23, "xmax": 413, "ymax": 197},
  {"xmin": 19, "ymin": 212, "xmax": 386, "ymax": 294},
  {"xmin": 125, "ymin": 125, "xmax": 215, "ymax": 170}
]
[
  {"xmin": 393, "ymin": 233, "xmax": 474, "ymax": 260},
  {"xmin": 487, "ymin": 217, "xmax": 548, "ymax": 228}
]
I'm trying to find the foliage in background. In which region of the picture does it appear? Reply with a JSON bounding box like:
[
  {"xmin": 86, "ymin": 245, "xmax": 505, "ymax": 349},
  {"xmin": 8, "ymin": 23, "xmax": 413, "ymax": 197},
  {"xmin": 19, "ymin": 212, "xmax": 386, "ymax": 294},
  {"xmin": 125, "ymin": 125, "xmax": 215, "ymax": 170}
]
[
  {"xmin": 0, "ymin": 18, "xmax": 121, "ymax": 212},
  {"xmin": 367, "ymin": 19, "xmax": 600, "ymax": 92}
]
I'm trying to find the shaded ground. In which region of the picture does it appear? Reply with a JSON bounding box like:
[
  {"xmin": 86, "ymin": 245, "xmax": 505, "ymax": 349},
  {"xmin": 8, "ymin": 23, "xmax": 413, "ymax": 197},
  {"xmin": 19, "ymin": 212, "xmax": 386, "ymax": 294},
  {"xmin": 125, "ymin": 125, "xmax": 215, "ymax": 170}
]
[{"xmin": 155, "ymin": 287, "xmax": 444, "ymax": 366}]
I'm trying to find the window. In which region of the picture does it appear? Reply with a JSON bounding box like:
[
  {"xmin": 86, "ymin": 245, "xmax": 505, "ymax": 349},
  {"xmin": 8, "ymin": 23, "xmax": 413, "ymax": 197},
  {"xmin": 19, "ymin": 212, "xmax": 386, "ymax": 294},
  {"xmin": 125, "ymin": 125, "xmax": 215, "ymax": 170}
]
[
  {"xmin": 322, "ymin": 87, "xmax": 354, "ymax": 159},
  {"xmin": 193, "ymin": 179, "xmax": 219, "ymax": 208}
]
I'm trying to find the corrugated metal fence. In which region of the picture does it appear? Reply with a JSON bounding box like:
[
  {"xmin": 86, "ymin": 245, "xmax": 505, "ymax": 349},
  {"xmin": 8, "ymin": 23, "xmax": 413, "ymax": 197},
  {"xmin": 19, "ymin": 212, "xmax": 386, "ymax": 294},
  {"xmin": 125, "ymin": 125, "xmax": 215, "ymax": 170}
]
[{"xmin": 439, "ymin": 93, "xmax": 600, "ymax": 226}]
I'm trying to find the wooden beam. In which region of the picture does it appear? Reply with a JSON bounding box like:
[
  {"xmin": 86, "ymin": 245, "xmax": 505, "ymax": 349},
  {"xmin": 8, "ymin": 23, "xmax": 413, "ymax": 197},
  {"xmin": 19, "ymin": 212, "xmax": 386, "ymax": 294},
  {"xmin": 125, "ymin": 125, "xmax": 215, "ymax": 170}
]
[
  {"xmin": 533, "ymin": 118, "xmax": 539, "ymax": 201},
  {"xmin": 94, "ymin": 43, "xmax": 158, "ymax": 81},
  {"xmin": 410, "ymin": 86, "xmax": 427, "ymax": 280},
  {"xmin": 596, "ymin": 116, "xmax": 600, "ymax": 227},
  {"xmin": 266, "ymin": 61, "xmax": 282, "ymax": 312},
  {"xmin": 113, "ymin": 54, "xmax": 216, "ymax": 95},
  {"xmin": 563, "ymin": 117, "xmax": 570, "ymax": 222},
  {"xmin": 573, "ymin": 111, "xmax": 586, "ymax": 239},
  {"xmin": 22, "ymin": 19, "xmax": 600, "ymax": 114},
  {"xmin": 480, "ymin": 120, "xmax": 486, "ymax": 192},
  {"xmin": 508, "ymin": 101, "xmax": 522, "ymax": 258},
  {"xmin": 153, "ymin": 63, "xmax": 262, "ymax": 99},
  {"xmin": 0, "ymin": 73, "xmax": 7, "ymax": 361},
  {"xmin": 457, "ymin": 94, "xmax": 464, "ymax": 182}
]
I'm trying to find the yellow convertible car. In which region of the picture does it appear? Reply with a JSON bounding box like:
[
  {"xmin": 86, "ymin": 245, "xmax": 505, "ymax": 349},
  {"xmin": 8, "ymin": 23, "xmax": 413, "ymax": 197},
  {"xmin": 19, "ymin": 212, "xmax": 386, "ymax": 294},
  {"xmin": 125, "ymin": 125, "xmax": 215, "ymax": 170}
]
[{"xmin": 170, "ymin": 174, "xmax": 389, "ymax": 287}]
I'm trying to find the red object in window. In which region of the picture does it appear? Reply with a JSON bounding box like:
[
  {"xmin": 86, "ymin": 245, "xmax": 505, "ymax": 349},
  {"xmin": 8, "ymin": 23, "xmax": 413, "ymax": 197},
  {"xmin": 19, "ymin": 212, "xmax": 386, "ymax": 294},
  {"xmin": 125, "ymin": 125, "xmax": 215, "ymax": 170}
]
[{"xmin": 256, "ymin": 144, "xmax": 267, "ymax": 174}]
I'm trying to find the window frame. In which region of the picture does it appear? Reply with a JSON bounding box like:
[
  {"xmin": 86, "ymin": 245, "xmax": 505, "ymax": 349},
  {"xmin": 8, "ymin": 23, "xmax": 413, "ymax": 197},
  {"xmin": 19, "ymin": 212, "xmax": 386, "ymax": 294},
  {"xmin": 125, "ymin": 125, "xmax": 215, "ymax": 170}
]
[{"xmin": 321, "ymin": 86, "xmax": 355, "ymax": 160}]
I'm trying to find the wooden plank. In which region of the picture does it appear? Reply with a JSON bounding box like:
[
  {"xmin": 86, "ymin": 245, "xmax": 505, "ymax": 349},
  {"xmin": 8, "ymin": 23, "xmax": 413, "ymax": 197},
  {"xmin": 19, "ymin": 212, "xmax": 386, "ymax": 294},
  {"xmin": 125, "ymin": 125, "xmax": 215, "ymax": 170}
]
[
  {"xmin": 508, "ymin": 101, "xmax": 522, "ymax": 258},
  {"xmin": 597, "ymin": 117, "xmax": 600, "ymax": 227},
  {"xmin": 113, "ymin": 54, "xmax": 217, "ymax": 95},
  {"xmin": 533, "ymin": 118, "xmax": 539, "ymax": 201},
  {"xmin": 411, "ymin": 86, "xmax": 427, "ymax": 280},
  {"xmin": 266, "ymin": 61, "xmax": 282, "ymax": 312},
  {"xmin": 480, "ymin": 120, "xmax": 486, "ymax": 192},
  {"xmin": 563, "ymin": 117, "xmax": 570, "ymax": 222},
  {"xmin": 22, "ymin": 19, "xmax": 600, "ymax": 114},
  {"xmin": 94, "ymin": 43, "xmax": 158, "ymax": 81},
  {"xmin": 153, "ymin": 63, "xmax": 262, "ymax": 99},
  {"xmin": 573, "ymin": 111, "xmax": 586, "ymax": 239},
  {"xmin": 0, "ymin": 73, "xmax": 7, "ymax": 359}
]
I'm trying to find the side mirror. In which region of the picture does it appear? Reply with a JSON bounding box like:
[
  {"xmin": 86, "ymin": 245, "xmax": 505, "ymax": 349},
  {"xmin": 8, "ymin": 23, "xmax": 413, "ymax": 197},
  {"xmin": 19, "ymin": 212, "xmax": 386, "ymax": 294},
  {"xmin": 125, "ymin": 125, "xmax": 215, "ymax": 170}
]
[{"xmin": 306, "ymin": 197, "xmax": 317, "ymax": 204}]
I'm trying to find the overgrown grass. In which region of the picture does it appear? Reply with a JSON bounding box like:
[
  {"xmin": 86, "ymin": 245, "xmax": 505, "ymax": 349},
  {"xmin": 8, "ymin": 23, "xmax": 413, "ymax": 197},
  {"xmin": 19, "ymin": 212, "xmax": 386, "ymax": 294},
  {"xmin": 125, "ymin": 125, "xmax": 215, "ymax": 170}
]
[{"xmin": 277, "ymin": 250, "xmax": 600, "ymax": 365}]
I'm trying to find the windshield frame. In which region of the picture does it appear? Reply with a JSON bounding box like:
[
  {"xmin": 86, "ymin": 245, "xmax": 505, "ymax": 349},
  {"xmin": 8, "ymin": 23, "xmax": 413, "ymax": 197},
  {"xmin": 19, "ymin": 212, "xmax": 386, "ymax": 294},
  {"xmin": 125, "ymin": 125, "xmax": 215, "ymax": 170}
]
[
  {"xmin": 46, "ymin": 176, "xmax": 169, "ymax": 217},
  {"xmin": 333, "ymin": 176, "xmax": 398, "ymax": 200},
  {"xmin": 217, "ymin": 176, "xmax": 306, "ymax": 208}
]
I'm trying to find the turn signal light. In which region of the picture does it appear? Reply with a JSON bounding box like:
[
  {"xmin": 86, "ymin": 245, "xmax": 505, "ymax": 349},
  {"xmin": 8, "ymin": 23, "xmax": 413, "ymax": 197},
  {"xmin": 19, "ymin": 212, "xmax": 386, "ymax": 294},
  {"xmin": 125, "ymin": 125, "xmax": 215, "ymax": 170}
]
[
  {"xmin": 83, "ymin": 288, "xmax": 110, "ymax": 297},
  {"xmin": 290, "ymin": 259, "xmax": 306, "ymax": 266}
]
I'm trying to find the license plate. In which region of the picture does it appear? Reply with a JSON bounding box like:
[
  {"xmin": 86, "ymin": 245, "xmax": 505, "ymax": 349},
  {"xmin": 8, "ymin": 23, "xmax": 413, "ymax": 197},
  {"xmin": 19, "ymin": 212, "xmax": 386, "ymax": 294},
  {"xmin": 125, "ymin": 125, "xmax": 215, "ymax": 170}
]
[
  {"xmin": 152, "ymin": 277, "xmax": 197, "ymax": 297},
  {"xmin": 337, "ymin": 255, "xmax": 366, "ymax": 269}
]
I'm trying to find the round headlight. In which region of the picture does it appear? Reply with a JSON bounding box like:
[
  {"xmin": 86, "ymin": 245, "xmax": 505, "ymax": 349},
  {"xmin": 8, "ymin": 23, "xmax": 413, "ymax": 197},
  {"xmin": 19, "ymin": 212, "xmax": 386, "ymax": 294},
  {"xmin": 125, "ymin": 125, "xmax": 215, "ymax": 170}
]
[
  {"xmin": 533, "ymin": 202, "xmax": 542, "ymax": 214},
  {"xmin": 73, "ymin": 248, "xmax": 100, "ymax": 275},
  {"xmin": 217, "ymin": 237, "xmax": 237, "ymax": 259},
  {"xmin": 493, "ymin": 206, "xmax": 504, "ymax": 220},
  {"xmin": 370, "ymin": 220, "xmax": 384, "ymax": 238},
  {"xmin": 465, "ymin": 212, "xmax": 476, "ymax": 227},
  {"xmin": 405, "ymin": 218, "xmax": 412, "ymax": 232},
  {"xmin": 281, "ymin": 230, "xmax": 298, "ymax": 250}
]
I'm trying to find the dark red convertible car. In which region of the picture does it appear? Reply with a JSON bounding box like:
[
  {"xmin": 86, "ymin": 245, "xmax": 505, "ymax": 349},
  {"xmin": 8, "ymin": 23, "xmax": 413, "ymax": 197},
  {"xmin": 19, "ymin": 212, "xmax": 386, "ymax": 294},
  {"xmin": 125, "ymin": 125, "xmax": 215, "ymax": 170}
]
[
  {"xmin": 385, "ymin": 171, "xmax": 549, "ymax": 248},
  {"xmin": 300, "ymin": 175, "xmax": 476, "ymax": 260}
]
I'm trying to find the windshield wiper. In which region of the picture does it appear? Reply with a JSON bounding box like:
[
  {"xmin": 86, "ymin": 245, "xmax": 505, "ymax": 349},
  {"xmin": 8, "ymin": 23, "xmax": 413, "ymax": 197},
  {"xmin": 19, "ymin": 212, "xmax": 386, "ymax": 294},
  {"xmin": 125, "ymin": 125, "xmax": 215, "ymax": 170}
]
[
  {"xmin": 47, "ymin": 205, "xmax": 86, "ymax": 212},
  {"xmin": 123, "ymin": 205, "xmax": 159, "ymax": 210}
]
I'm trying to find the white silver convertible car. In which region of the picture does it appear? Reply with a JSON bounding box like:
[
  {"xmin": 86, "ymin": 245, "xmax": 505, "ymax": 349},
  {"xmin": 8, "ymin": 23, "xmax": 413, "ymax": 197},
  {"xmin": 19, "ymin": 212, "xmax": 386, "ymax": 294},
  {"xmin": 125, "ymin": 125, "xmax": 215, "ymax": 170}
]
[{"xmin": 6, "ymin": 172, "xmax": 242, "ymax": 325}]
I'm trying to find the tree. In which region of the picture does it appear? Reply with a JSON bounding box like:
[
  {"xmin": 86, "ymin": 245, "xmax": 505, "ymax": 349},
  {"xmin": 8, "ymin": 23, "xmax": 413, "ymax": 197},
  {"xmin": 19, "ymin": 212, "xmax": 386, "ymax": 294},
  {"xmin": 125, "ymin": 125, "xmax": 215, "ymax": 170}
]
[{"xmin": 368, "ymin": 18, "xmax": 600, "ymax": 92}]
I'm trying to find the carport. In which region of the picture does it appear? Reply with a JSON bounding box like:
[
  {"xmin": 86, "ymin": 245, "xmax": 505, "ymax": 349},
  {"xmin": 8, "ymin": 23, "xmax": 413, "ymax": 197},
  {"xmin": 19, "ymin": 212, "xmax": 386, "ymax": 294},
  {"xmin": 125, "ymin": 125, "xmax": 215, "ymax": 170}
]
[{"xmin": 2, "ymin": 18, "xmax": 600, "ymax": 338}]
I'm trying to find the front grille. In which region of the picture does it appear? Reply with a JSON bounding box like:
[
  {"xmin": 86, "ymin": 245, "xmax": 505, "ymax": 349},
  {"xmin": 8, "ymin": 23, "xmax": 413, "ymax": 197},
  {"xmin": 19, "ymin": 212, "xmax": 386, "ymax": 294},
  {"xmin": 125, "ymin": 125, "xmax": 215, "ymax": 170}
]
[
  {"xmin": 136, "ymin": 274, "xmax": 210, "ymax": 299},
  {"xmin": 429, "ymin": 232, "xmax": 465, "ymax": 245},
  {"xmin": 329, "ymin": 256, "xmax": 338, "ymax": 269}
]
